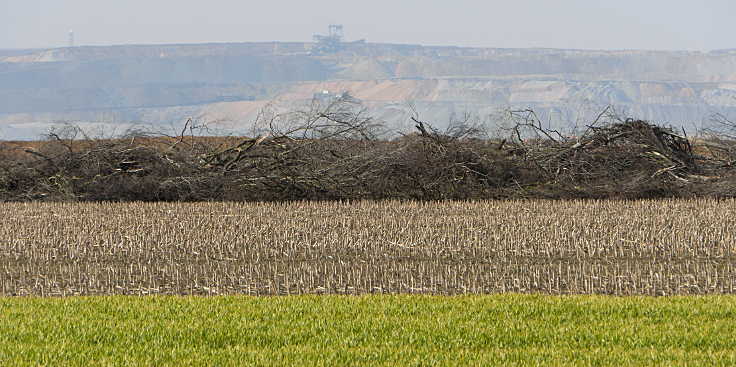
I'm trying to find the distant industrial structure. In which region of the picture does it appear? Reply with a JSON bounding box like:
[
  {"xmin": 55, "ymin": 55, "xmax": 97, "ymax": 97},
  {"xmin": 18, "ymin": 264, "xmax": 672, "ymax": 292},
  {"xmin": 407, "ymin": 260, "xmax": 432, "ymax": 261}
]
[
  {"xmin": 314, "ymin": 25, "xmax": 344, "ymax": 44},
  {"xmin": 312, "ymin": 25, "xmax": 343, "ymax": 54},
  {"xmin": 68, "ymin": 30, "xmax": 75, "ymax": 48},
  {"xmin": 313, "ymin": 89, "xmax": 352, "ymax": 101},
  {"xmin": 311, "ymin": 25, "xmax": 365, "ymax": 55}
]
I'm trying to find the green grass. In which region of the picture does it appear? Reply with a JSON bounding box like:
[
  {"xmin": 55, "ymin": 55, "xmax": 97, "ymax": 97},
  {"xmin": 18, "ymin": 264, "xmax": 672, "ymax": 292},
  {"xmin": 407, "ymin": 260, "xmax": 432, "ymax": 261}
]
[{"xmin": 0, "ymin": 295, "xmax": 734, "ymax": 366}]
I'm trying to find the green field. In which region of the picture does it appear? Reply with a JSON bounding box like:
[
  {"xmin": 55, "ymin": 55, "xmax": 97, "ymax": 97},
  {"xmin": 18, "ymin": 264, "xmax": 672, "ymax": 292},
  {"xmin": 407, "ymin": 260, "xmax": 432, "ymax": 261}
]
[{"xmin": 1, "ymin": 295, "xmax": 734, "ymax": 366}]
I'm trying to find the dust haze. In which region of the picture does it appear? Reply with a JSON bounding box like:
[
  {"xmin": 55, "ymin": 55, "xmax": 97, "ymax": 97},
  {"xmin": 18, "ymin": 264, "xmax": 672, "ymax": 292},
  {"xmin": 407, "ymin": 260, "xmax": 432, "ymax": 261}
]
[{"xmin": 2, "ymin": 0, "xmax": 734, "ymax": 51}]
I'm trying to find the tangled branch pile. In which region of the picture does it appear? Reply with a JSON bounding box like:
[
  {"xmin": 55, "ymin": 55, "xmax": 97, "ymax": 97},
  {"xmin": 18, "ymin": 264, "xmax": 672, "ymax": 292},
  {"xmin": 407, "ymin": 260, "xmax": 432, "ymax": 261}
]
[
  {"xmin": 1, "ymin": 101, "xmax": 735, "ymax": 202},
  {"xmin": 502, "ymin": 109, "xmax": 729, "ymax": 198}
]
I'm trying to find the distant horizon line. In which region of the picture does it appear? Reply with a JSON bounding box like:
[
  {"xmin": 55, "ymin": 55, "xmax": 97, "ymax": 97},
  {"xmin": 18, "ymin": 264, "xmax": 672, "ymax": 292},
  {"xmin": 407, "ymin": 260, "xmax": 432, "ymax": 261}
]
[{"xmin": 2, "ymin": 40, "xmax": 734, "ymax": 54}]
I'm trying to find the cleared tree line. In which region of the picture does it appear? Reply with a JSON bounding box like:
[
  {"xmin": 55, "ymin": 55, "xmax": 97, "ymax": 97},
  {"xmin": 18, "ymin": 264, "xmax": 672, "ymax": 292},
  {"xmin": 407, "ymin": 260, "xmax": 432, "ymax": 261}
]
[{"xmin": 1, "ymin": 97, "xmax": 736, "ymax": 202}]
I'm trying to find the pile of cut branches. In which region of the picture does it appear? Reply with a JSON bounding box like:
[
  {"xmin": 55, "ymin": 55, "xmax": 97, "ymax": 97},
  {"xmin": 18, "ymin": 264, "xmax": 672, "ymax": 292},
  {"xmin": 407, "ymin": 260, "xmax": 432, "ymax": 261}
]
[
  {"xmin": 502, "ymin": 109, "xmax": 728, "ymax": 198},
  {"xmin": 2, "ymin": 103, "xmax": 736, "ymax": 202}
]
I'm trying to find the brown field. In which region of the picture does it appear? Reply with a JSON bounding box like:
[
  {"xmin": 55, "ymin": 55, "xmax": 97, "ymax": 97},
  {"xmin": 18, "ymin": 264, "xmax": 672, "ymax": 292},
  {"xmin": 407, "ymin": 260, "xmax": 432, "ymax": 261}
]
[{"xmin": 1, "ymin": 199, "xmax": 735, "ymax": 297}]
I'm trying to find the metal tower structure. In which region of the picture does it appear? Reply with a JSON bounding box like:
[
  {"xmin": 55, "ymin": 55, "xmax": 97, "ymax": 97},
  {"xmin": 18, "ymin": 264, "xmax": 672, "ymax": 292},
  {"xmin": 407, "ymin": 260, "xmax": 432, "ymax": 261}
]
[
  {"xmin": 328, "ymin": 25, "xmax": 343, "ymax": 41},
  {"xmin": 68, "ymin": 30, "xmax": 75, "ymax": 48},
  {"xmin": 312, "ymin": 25, "xmax": 344, "ymax": 54}
]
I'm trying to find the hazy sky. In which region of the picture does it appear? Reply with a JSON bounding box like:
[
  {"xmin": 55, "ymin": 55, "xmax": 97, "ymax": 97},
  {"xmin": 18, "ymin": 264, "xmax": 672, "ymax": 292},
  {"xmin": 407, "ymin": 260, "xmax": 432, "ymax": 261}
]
[{"xmin": 1, "ymin": 0, "xmax": 734, "ymax": 51}]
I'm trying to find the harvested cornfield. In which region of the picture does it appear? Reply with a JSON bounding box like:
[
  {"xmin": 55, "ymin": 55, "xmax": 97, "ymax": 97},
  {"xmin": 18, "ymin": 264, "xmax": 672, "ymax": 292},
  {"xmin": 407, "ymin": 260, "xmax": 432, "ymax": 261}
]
[{"xmin": 1, "ymin": 199, "xmax": 735, "ymax": 296}]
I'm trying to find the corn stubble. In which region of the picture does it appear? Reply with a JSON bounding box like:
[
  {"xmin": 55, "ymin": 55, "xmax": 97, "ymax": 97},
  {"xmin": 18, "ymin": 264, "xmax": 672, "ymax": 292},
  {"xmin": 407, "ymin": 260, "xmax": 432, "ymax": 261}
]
[{"xmin": 1, "ymin": 199, "xmax": 734, "ymax": 296}]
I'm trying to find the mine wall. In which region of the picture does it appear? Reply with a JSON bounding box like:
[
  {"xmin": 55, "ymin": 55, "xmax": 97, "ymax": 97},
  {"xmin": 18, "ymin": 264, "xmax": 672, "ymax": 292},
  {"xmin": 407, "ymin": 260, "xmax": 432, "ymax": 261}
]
[{"xmin": 1, "ymin": 42, "xmax": 736, "ymax": 138}]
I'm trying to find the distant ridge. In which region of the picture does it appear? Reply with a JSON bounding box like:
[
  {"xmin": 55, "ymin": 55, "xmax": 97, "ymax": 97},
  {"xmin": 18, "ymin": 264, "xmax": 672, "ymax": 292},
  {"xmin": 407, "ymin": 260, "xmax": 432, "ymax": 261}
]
[{"xmin": 1, "ymin": 41, "xmax": 735, "ymax": 140}]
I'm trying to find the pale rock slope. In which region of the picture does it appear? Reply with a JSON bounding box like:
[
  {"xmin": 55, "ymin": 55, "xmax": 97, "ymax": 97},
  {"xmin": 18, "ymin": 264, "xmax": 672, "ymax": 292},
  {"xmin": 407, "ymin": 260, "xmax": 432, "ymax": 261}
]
[{"xmin": 1, "ymin": 42, "xmax": 735, "ymax": 139}]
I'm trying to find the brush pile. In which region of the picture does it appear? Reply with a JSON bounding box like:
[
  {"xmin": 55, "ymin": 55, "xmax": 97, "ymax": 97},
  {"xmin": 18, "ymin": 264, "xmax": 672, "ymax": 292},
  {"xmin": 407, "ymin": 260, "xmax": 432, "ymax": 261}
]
[
  {"xmin": 1, "ymin": 102, "xmax": 735, "ymax": 201},
  {"xmin": 504, "ymin": 115, "xmax": 719, "ymax": 198}
]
